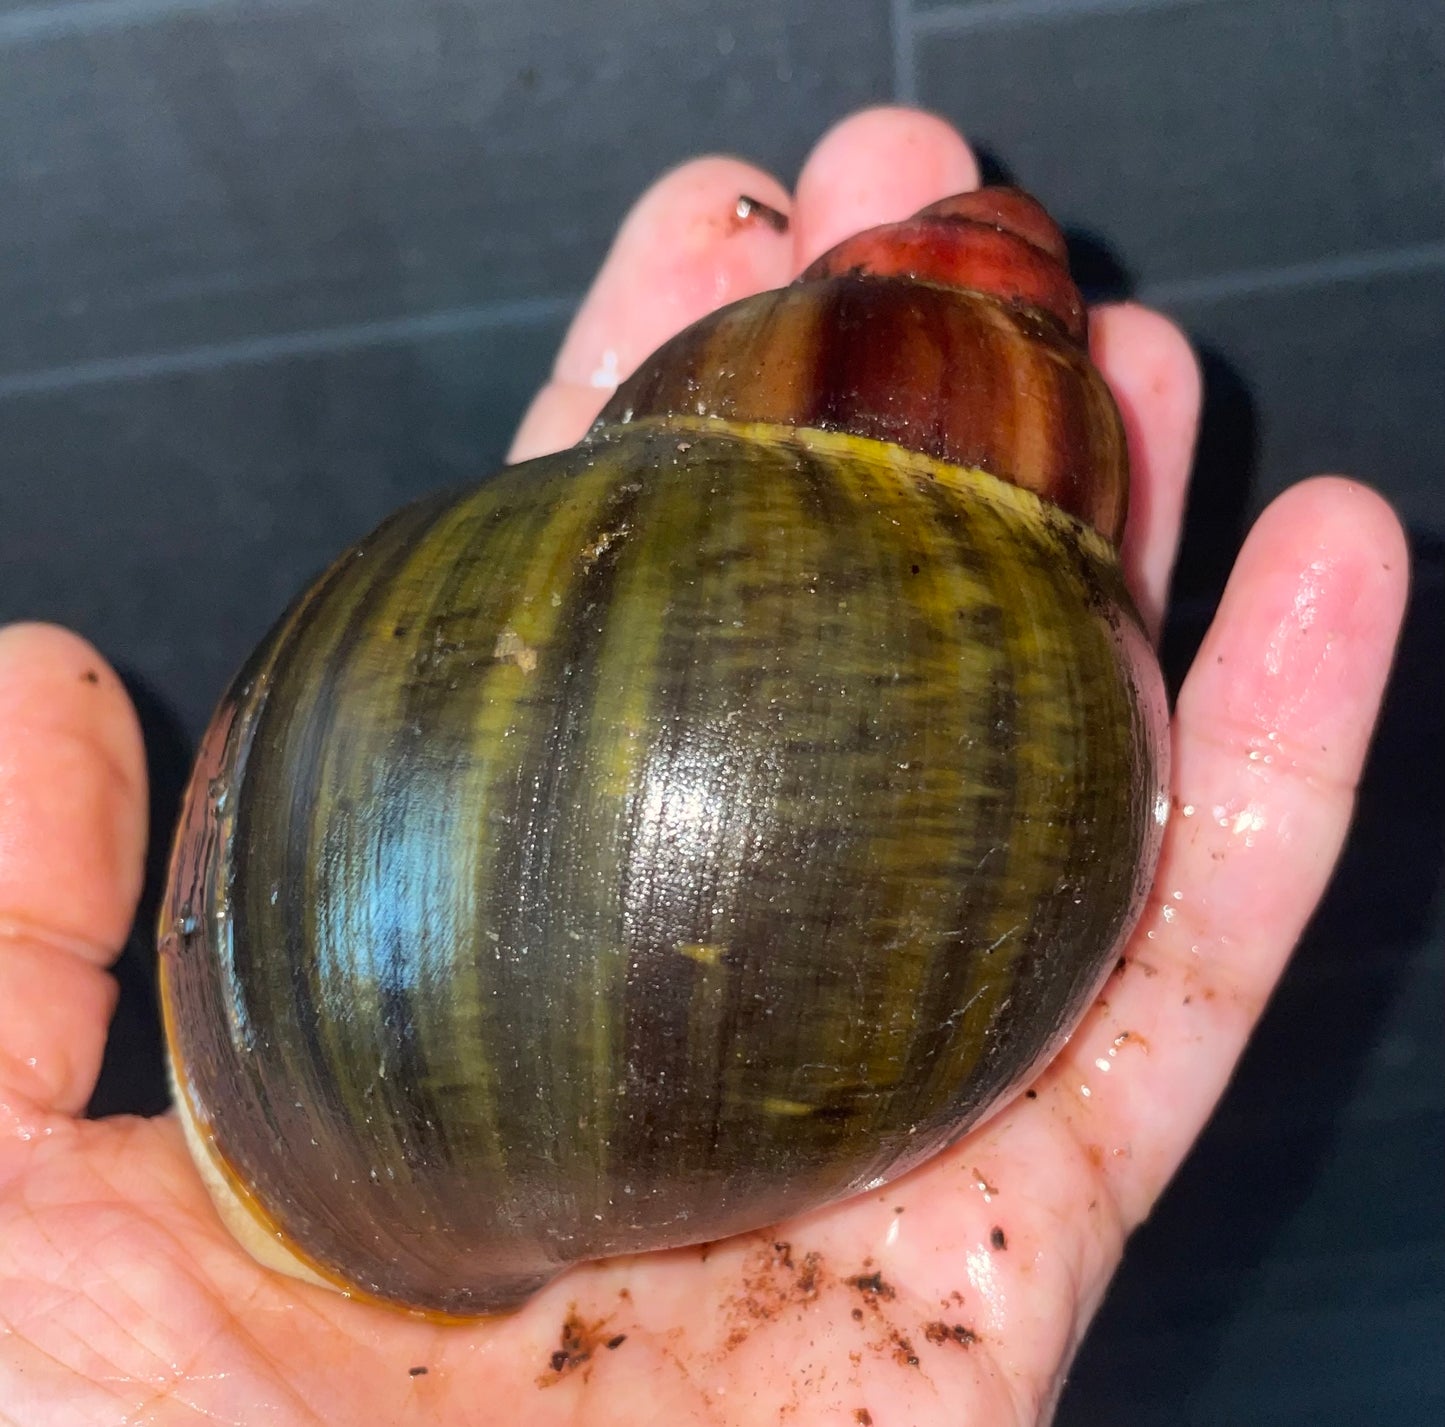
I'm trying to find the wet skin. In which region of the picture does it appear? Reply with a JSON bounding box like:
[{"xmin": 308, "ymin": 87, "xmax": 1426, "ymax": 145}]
[{"xmin": 0, "ymin": 108, "xmax": 1409, "ymax": 1425}]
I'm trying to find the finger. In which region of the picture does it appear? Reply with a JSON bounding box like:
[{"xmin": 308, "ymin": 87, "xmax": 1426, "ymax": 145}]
[
  {"xmin": 0, "ymin": 624, "xmax": 147, "ymax": 1119},
  {"xmin": 791, "ymin": 105, "xmax": 980, "ymax": 270},
  {"xmin": 1038, "ymin": 478, "xmax": 1408, "ymax": 1227},
  {"xmin": 1090, "ymin": 303, "xmax": 1202, "ymax": 637},
  {"xmin": 508, "ymin": 156, "xmax": 794, "ymax": 462}
]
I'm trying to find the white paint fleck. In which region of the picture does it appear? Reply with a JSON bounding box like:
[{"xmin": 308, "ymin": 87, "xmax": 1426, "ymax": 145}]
[{"xmin": 589, "ymin": 348, "xmax": 620, "ymax": 391}]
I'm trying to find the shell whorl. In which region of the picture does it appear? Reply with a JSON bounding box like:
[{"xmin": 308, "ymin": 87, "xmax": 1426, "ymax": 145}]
[{"xmin": 599, "ymin": 187, "xmax": 1129, "ymax": 543}]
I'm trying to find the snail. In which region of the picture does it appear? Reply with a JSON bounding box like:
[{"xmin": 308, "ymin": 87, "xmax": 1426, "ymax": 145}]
[{"xmin": 159, "ymin": 185, "xmax": 1169, "ymax": 1319}]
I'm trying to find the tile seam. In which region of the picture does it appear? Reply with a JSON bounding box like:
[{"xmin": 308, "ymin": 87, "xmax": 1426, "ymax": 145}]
[{"xmin": 0, "ymin": 293, "xmax": 578, "ymax": 400}]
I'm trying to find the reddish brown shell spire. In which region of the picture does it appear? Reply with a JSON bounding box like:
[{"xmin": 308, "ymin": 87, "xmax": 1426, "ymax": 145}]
[
  {"xmin": 598, "ymin": 187, "xmax": 1129, "ymax": 544},
  {"xmin": 800, "ymin": 187, "xmax": 1087, "ymax": 344}
]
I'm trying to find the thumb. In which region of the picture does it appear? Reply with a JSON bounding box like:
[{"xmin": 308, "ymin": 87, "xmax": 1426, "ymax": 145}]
[{"xmin": 0, "ymin": 624, "xmax": 147, "ymax": 1123}]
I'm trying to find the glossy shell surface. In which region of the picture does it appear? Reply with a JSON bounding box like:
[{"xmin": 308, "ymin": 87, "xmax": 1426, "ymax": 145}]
[{"xmin": 162, "ymin": 416, "xmax": 1167, "ymax": 1317}]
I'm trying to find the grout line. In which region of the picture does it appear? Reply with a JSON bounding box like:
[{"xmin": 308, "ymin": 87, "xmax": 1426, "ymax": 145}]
[
  {"xmin": 890, "ymin": 0, "xmax": 918, "ymax": 106},
  {"xmin": 0, "ymin": 0, "xmax": 311, "ymax": 45},
  {"xmin": 1137, "ymin": 240, "xmax": 1445, "ymax": 308},
  {"xmin": 2, "ymin": 238, "xmax": 1442, "ymax": 402},
  {"xmin": 0, "ymin": 294, "xmax": 578, "ymax": 400},
  {"xmin": 912, "ymin": 0, "xmax": 1218, "ymax": 35}
]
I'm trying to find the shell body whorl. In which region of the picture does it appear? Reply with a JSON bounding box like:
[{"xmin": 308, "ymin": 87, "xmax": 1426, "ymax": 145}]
[{"xmin": 162, "ymin": 417, "xmax": 1167, "ymax": 1317}]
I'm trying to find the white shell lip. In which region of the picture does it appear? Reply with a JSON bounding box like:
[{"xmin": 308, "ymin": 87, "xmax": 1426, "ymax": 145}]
[{"xmin": 169, "ymin": 1056, "xmax": 336, "ymax": 1296}]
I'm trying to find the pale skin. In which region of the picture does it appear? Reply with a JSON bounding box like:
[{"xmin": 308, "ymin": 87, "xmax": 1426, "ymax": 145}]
[{"xmin": 0, "ymin": 108, "xmax": 1410, "ymax": 1425}]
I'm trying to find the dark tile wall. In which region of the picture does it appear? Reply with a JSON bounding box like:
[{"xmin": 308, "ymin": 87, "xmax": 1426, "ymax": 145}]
[
  {"xmin": 912, "ymin": 0, "xmax": 1444, "ymax": 281},
  {"xmin": 2, "ymin": 0, "xmax": 892, "ymax": 372},
  {"xmin": 1, "ymin": 1, "xmax": 1439, "ymax": 1421}
]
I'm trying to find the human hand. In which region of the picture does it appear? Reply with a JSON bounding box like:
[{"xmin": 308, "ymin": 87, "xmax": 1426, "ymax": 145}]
[{"xmin": 0, "ymin": 108, "xmax": 1408, "ymax": 1425}]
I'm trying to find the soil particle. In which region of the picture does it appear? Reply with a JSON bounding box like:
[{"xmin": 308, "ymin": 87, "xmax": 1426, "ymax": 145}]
[
  {"xmin": 854, "ymin": 1411, "xmax": 874, "ymax": 1425},
  {"xmin": 537, "ymin": 1310, "xmax": 613, "ymax": 1386},
  {"xmin": 796, "ymin": 1253, "xmax": 823, "ymax": 1297},
  {"xmin": 924, "ymin": 1320, "xmax": 979, "ymax": 1348},
  {"xmin": 408, "ymin": 1366, "xmax": 428, "ymax": 1377},
  {"xmin": 846, "ymin": 1271, "xmax": 896, "ymax": 1303},
  {"xmin": 889, "ymin": 1329, "xmax": 920, "ymax": 1368},
  {"xmin": 720, "ymin": 1238, "xmax": 829, "ymax": 1353}
]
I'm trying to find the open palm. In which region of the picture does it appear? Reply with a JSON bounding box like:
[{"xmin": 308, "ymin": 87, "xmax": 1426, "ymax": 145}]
[{"xmin": 0, "ymin": 110, "xmax": 1407, "ymax": 1426}]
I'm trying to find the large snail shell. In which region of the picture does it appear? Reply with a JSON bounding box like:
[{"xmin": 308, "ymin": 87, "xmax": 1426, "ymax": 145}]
[{"xmin": 160, "ymin": 188, "xmax": 1169, "ymax": 1318}]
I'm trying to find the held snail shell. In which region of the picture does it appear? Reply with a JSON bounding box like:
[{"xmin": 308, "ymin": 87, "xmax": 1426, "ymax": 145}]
[{"xmin": 160, "ymin": 186, "xmax": 1169, "ymax": 1318}]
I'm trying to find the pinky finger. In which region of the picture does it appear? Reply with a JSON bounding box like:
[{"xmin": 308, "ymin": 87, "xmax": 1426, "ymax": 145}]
[{"xmin": 1041, "ymin": 478, "xmax": 1409, "ymax": 1228}]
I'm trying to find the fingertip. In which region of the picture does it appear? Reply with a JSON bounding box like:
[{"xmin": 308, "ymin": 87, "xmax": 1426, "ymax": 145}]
[
  {"xmin": 1257, "ymin": 474, "xmax": 1409, "ymax": 574},
  {"xmin": 506, "ymin": 382, "xmax": 606, "ymax": 464},
  {"xmin": 1180, "ymin": 476, "xmax": 1409, "ymax": 778},
  {"xmin": 0, "ymin": 622, "xmax": 148, "ymax": 954},
  {"xmin": 793, "ymin": 105, "xmax": 980, "ymax": 268},
  {"xmin": 1090, "ymin": 303, "xmax": 1202, "ymax": 634},
  {"xmin": 1091, "ymin": 302, "xmax": 1202, "ymax": 408},
  {"xmin": 551, "ymin": 154, "xmax": 793, "ymax": 393},
  {"xmin": 1229, "ymin": 476, "xmax": 1411, "ymax": 638}
]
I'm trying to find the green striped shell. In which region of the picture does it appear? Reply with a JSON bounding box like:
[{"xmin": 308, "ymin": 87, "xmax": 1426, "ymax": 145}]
[{"xmin": 161, "ymin": 416, "xmax": 1167, "ymax": 1317}]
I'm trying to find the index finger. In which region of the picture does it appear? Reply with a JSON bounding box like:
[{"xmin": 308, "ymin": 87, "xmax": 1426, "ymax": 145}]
[{"xmin": 508, "ymin": 107, "xmax": 980, "ymax": 464}]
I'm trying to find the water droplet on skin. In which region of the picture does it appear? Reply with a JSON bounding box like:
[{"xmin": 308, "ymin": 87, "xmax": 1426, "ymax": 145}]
[
  {"xmin": 1230, "ymin": 807, "xmax": 1267, "ymax": 837},
  {"xmin": 963, "ymin": 1246, "xmax": 1005, "ymax": 1331}
]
